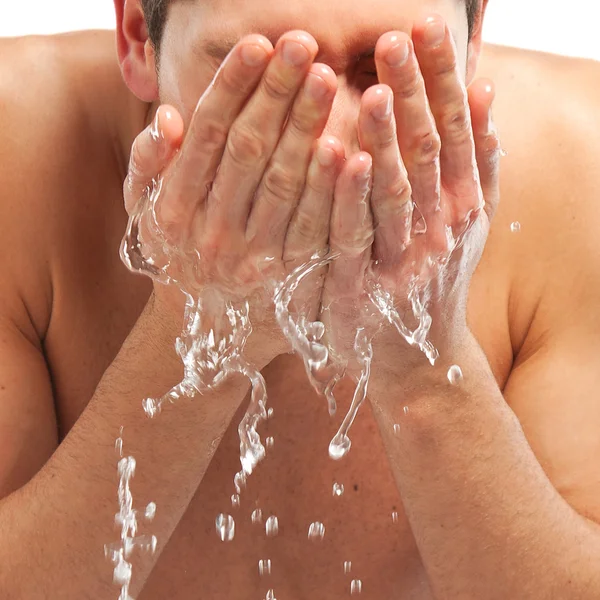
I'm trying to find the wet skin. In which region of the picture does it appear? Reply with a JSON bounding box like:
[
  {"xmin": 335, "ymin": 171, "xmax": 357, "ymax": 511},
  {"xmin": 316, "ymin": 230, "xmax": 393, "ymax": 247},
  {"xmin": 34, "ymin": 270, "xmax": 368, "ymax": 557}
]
[{"xmin": 1, "ymin": 1, "xmax": 600, "ymax": 597}]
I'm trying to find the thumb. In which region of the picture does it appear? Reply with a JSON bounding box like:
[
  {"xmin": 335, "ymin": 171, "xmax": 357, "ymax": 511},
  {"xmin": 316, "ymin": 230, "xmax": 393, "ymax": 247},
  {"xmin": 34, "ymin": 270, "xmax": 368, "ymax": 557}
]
[
  {"xmin": 124, "ymin": 105, "xmax": 184, "ymax": 214},
  {"xmin": 468, "ymin": 79, "xmax": 501, "ymax": 222}
]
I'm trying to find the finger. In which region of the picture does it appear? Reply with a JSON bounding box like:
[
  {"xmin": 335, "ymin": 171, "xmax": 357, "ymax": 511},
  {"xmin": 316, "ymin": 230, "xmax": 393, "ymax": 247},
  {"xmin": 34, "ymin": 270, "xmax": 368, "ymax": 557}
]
[
  {"xmin": 124, "ymin": 105, "xmax": 183, "ymax": 214},
  {"xmin": 412, "ymin": 15, "xmax": 479, "ymax": 200},
  {"xmin": 208, "ymin": 31, "xmax": 319, "ymax": 234},
  {"xmin": 327, "ymin": 152, "xmax": 374, "ymax": 299},
  {"xmin": 283, "ymin": 135, "xmax": 345, "ymax": 263},
  {"xmin": 246, "ymin": 63, "xmax": 337, "ymax": 258},
  {"xmin": 167, "ymin": 34, "xmax": 274, "ymax": 219},
  {"xmin": 374, "ymin": 31, "xmax": 446, "ymax": 252},
  {"xmin": 357, "ymin": 84, "xmax": 413, "ymax": 264}
]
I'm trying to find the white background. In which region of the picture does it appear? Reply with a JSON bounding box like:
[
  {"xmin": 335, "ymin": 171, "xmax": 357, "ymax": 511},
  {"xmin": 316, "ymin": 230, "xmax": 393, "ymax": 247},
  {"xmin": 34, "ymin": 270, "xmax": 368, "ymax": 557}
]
[{"xmin": 1, "ymin": 1, "xmax": 599, "ymax": 62}]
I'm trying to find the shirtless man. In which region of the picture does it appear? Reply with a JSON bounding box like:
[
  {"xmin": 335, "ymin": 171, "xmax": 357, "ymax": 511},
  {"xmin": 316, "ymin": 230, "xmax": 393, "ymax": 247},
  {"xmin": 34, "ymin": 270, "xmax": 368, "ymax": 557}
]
[{"xmin": 1, "ymin": 0, "xmax": 600, "ymax": 597}]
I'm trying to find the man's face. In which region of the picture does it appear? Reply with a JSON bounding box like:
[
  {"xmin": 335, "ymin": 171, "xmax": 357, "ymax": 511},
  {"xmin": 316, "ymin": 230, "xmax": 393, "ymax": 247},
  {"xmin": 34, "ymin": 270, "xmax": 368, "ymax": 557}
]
[{"xmin": 156, "ymin": 0, "xmax": 471, "ymax": 152}]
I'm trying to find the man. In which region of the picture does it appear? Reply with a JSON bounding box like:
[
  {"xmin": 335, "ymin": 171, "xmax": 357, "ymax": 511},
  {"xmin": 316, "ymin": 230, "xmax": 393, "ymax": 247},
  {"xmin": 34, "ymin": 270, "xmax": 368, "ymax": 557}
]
[{"xmin": 0, "ymin": 0, "xmax": 599, "ymax": 597}]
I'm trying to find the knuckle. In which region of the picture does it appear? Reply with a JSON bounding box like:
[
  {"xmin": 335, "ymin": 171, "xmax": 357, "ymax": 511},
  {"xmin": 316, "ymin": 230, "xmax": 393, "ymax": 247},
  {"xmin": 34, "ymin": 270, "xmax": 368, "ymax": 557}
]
[
  {"xmin": 227, "ymin": 125, "xmax": 267, "ymax": 166},
  {"xmin": 261, "ymin": 72, "xmax": 293, "ymax": 102},
  {"xmin": 193, "ymin": 118, "xmax": 229, "ymax": 155},
  {"xmin": 287, "ymin": 108, "xmax": 317, "ymax": 136},
  {"xmin": 433, "ymin": 58, "xmax": 458, "ymax": 78},
  {"xmin": 396, "ymin": 81, "xmax": 421, "ymax": 100},
  {"xmin": 291, "ymin": 210, "xmax": 327, "ymax": 247},
  {"xmin": 219, "ymin": 65, "xmax": 250, "ymax": 97},
  {"xmin": 384, "ymin": 178, "xmax": 412, "ymax": 202},
  {"xmin": 411, "ymin": 131, "xmax": 441, "ymax": 166},
  {"xmin": 263, "ymin": 163, "xmax": 305, "ymax": 201},
  {"xmin": 374, "ymin": 130, "xmax": 398, "ymax": 152},
  {"xmin": 439, "ymin": 105, "xmax": 471, "ymax": 138}
]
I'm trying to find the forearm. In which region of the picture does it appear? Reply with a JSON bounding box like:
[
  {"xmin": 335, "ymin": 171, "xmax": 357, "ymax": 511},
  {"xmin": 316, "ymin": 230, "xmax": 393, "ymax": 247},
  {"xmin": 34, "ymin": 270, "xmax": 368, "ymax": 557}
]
[
  {"xmin": 371, "ymin": 333, "xmax": 600, "ymax": 599},
  {"xmin": 0, "ymin": 295, "xmax": 251, "ymax": 599}
]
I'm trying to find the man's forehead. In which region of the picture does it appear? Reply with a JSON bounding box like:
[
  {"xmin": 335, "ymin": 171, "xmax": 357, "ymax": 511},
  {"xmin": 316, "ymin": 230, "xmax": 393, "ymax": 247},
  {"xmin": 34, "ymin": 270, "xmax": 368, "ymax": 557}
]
[{"xmin": 199, "ymin": 26, "xmax": 400, "ymax": 63}]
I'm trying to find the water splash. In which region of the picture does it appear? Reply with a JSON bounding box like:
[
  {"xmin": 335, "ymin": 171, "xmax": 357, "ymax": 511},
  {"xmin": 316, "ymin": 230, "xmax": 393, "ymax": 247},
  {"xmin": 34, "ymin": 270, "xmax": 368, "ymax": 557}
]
[
  {"xmin": 144, "ymin": 502, "xmax": 156, "ymax": 521},
  {"xmin": 215, "ymin": 514, "xmax": 235, "ymax": 542},
  {"xmin": 274, "ymin": 252, "xmax": 345, "ymax": 418},
  {"xmin": 328, "ymin": 329, "xmax": 373, "ymax": 460},
  {"xmin": 344, "ymin": 561, "xmax": 352, "ymax": 574},
  {"xmin": 510, "ymin": 221, "xmax": 521, "ymax": 233},
  {"xmin": 251, "ymin": 508, "xmax": 263, "ymax": 525},
  {"xmin": 105, "ymin": 450, "xmax": 157, "ymax": 600},
  {"xmin": 258, "ymin": 559, "xmax": 272, "ymax": 576},
  {"xmin": 265, "ymin": 515, "xmax": 279, "ymax": 537},
  {"xmin": 332, "ymin": 482, "xmax": 344, "ymax": 497},
  {"xmin": 308, "ymin": 522, "xmax": 325, "ymax": 540},
  {"xmin": 351, "ymin": 579, "xmax": 363, "ymax": 594}
]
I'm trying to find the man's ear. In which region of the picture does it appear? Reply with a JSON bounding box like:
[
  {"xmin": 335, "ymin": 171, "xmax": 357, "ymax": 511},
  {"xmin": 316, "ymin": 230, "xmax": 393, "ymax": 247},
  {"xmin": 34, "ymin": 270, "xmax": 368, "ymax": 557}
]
[
  {"xmin": 465, "ymin": 0, "xmax": 489, "ymax": 87},
  {"xmin": 114, "ymin": 0, "xmax": 159, "ymax": 101}
]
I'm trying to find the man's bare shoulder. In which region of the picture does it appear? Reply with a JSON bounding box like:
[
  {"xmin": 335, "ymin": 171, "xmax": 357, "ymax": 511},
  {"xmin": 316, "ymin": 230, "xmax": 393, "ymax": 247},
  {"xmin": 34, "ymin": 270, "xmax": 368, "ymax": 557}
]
[
  {"xmin": 0, "ymin": 30, "xmax": 127, "ymax": 339},
  {"xmin": 480, "ymin": 44, "xmax": 600, "ymax": 357}
]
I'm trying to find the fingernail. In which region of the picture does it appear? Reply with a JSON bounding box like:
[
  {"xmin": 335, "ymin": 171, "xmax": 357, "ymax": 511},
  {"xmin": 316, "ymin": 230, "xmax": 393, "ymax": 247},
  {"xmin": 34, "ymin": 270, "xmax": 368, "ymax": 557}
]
[
  {"xmin": 241, "ymin": 44, "xmax": 269, "ymax": 67},
  {"xmin": 371, "ymin": 92, "xmax": 393, "ymax": 121},
  {"xmin": 317, "ymin": 146, "xmax": 337, "ymax": 167},
  {"xmin": 282, "ymin": 40, "xmax": 310, "ymax": 66},
  {"xmin": 386, "ymin": 41, "xmax": 409, "ymax": 68},
  {"xmin": 305, "ymin": 73, "xmax": 329, "ymax": 100},
  {"xmin": 423, "ymin": 16, "xmax": 446, "ymax": 47}
]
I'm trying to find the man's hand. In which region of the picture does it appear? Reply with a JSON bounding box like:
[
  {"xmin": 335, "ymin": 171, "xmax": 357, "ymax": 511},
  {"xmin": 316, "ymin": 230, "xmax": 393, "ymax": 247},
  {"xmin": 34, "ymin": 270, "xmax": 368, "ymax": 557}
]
[
  {"xmin": 122, "ymin": 32, "xmax": 350, "ymax": 367},
  {"xmin": 322, "ymin": 13, "xmax": 501, "ymax": 378}
]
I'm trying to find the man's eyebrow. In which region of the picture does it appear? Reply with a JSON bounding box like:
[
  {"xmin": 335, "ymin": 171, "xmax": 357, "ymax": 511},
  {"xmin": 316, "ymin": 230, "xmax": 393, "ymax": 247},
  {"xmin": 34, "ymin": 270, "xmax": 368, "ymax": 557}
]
[{"xmin": 201, "ymin": 37, "xmax": 377, "ymax": 62}]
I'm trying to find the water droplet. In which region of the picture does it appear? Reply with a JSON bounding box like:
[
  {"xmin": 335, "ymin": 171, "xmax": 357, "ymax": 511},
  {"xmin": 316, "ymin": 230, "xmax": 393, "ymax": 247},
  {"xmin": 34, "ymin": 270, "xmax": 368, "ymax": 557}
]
[
  {"xmin": 350, "ymin": 579, "xmax": 362, "ymax": 594},
  {"xmin": 403, "ymin": 406, "xmax": 409, "ymax": 416},
  {"xmin": 258, "ymin": 559, "xmax": 272, "ymax": 576},
  {"xmin": 344, "ymin": 561, "xmax": 352, "ymax": 574},
  {"xmin": 391, "ymin": 511, "xmax": 399, "ymax": 523},
  {"xmin": 115, "ymin": 437, "xmax": 123, "ymax": 456},
  {"xmin": 234, "ymin": 471, "xmax": 246, "ymax": 495},
  {"xmin": 308, "ymin": 521, "xmax": 325, "ymax": 540},
  {"xmin": 251, "ymin": 508, "xmax": 263, "ymax": 524},
  {"xmin": 145, "ymin": 502, "xmax": 156, "ymax": 521},
  {"xmin": 447, "ymin": 365, "xmax": 463, "ymax": 385},
  {"xmin": 215, "ymin": 513, "xmax": 235, "ymax": 542},
  {"xmin": 266, "ymin": 590, "xmax": 276, "ymax": 600},
  {"xmin": 265, "ymin": 515, "xmax": 279, "ymax": 537},
  {"xmin": 267, "ymin": 407, "xmax": 274, "ymax": 418},
  {"xmin": 328, "ymin": 433, "xmax": 351, "ymax": 460},
  {"xmin": 499, "ymin": 148, "xmax": 508, "ymax": 157},
  {"xmin": 333, "ymin": 482, "xmax": 344, "ymax": 497},
  {"xmin": 393, "ymin": 423, "xmax": 400, "ymax": 435},
  {"xmin": 231, "ymin": 494, "xmax": 240, "ymax": 508},
  {"xmin": 510, "ymin": 221, "xmax": 521, "ymax": 233},
  {"xmin": 265, "ymin": 436, "xmax": 274, "ymax": 448},
  {"xmin": 113, "ymin": 558, "xmax": 132, "ymax": 585}
]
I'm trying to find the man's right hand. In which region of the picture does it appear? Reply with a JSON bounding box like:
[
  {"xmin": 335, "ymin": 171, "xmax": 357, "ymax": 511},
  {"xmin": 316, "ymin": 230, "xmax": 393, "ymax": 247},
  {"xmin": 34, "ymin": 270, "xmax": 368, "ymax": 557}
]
[{"xmin": 122, "ymin": 31, "xmax": 345, "ymax": 365}]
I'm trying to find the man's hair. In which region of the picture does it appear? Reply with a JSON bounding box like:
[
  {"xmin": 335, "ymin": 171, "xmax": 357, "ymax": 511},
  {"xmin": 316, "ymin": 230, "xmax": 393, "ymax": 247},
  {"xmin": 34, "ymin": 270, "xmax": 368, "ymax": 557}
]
[{"xmin": 142, "ymin": 0, "xmax": 480, "ymax": 54}]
